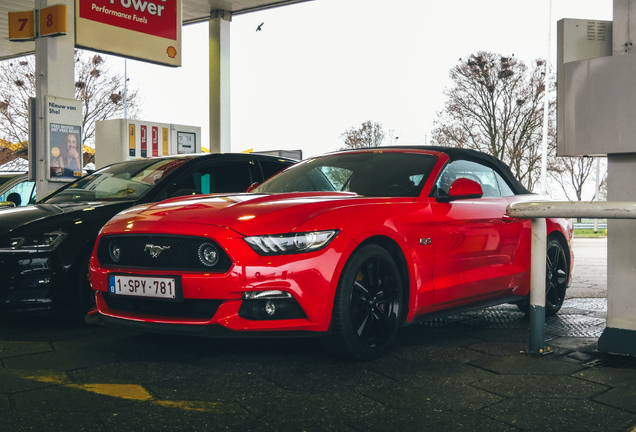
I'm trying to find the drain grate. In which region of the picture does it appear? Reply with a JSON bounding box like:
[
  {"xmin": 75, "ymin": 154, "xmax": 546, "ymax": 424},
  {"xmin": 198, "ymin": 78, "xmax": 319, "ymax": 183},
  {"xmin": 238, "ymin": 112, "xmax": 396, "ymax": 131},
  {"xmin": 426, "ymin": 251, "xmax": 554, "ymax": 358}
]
[
  {"xmin": 462, "ymin": 312, "xmax": 528, "ymax": 329},
  {"xmin": 545, "ymin": 314, "xmax": 606, "ymax": 337},
  {"xmin": 563, "ymin": 298, "xmax": 607, "ymax": 311}
]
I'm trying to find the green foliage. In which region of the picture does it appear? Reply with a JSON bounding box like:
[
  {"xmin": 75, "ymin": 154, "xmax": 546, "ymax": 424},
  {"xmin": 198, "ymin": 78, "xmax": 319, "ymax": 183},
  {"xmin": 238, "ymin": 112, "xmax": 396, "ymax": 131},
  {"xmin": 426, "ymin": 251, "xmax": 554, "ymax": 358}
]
[{"xmin": 573, "ymin": 229, "xmax": 607, "ymax": 237}]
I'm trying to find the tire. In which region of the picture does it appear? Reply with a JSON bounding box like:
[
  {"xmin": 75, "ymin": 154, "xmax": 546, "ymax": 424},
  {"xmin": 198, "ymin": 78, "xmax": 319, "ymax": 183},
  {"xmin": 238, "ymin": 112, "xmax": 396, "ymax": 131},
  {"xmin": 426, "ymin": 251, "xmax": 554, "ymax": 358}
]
[
  {"xmin": 325, "ymin": 244, "xmax": 403, "ymax": 360},
  {"xmin": 517, "ymin": 238, "xmax": 568, "ymax": 317}
]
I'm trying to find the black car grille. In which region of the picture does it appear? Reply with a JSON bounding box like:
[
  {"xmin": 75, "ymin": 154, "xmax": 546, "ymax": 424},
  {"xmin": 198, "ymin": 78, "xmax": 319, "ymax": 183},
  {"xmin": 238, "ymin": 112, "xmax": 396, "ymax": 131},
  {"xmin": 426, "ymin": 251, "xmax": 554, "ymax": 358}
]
[
  {"xmin": 103, "ymin": 292, "xmax": 223, "ymax": 319},
  {"xmin": 97, "ymin": 235, "xmax": 232, "ymax": 272}
]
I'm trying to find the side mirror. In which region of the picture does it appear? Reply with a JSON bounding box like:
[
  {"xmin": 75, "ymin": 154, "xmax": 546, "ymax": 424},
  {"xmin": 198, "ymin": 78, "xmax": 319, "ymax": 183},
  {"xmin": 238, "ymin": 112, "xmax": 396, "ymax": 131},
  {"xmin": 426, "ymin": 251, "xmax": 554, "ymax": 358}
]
[
  {"xmin": 437, "ymin": 178, "xmax": 483, "ymax": 203},
  {"xmin": 246, "ymin": 182, "xmax": 260, "ymax": 193}
]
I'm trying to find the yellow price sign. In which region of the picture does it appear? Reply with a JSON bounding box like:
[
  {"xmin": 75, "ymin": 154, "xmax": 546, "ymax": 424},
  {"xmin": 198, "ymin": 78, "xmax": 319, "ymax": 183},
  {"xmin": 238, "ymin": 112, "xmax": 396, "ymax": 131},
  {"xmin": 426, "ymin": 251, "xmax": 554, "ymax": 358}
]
[
  {"xmin": 39, "ymin": 4, "xmax": 67, "ymax": 37},
  {"xmin": 8, "ymin": 10, "xmax": 35, "ymax": 41},
  {"xmin": 128, "ymin": 124, "xmax": 136, "ymax": 157}
]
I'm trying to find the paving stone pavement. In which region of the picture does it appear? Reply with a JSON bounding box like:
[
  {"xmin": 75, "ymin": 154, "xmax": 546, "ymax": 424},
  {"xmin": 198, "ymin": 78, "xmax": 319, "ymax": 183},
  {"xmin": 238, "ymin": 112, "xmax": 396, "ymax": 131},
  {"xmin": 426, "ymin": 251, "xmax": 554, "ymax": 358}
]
[
  {"xmin": 0, "ymin": 297, "xmax": 635, "ymax": 432},
  {"xmin": 2, "ymin": 237, "xmax": 634, "ymax": 432}
]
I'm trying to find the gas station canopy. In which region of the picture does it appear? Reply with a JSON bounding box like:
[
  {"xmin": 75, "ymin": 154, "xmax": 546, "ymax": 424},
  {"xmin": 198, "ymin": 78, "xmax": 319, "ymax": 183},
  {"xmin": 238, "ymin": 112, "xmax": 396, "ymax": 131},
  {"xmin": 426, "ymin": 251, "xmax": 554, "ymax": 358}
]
[{"xmin": 0, "ymin": 0, "xmax": 311, "ymax": 61}]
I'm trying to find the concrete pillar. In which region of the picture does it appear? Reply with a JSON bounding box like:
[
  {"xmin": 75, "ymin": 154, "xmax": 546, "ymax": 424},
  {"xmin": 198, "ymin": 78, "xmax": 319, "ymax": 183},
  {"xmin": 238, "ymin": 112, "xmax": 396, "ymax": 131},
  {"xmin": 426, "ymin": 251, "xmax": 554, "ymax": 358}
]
[
  {"xmin": 598, "ymin": 0, "xmax": 636, "ymax": 355},
  {"xmin": 209, "ymin": 11, "xmax": 232, "ymax": 154},
  {"xmin": 34, "ymin": 0, "xmax": 76, "ymax": 199},
  {"xmin": 599, "ymin": 155, "xmax": 636, "ymax": 355}
]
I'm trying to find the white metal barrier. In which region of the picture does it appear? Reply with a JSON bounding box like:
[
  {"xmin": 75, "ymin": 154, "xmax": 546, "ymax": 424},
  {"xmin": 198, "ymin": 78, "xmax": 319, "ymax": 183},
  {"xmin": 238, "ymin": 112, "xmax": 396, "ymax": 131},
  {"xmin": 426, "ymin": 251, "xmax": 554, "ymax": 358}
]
[{"xmin": 506, "ymin": 201, "xmax": 636, "ymax": 354}]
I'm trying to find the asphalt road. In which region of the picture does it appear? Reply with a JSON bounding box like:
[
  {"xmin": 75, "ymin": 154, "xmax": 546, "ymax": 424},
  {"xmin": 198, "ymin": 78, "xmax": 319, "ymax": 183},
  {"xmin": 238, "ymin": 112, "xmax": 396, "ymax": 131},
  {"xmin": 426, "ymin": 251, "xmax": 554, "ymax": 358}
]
[{"xmin": 567, "ymin": 237, "xmax": 607, "ymax": 299}]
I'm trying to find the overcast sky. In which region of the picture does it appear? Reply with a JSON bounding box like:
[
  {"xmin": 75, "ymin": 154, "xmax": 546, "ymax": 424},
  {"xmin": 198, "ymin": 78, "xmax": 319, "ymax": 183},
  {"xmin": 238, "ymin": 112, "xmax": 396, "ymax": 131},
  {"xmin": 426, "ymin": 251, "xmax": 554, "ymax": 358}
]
[{"xmin": 113, "ymin": 0, "xmax": 613, "ymax": 159}]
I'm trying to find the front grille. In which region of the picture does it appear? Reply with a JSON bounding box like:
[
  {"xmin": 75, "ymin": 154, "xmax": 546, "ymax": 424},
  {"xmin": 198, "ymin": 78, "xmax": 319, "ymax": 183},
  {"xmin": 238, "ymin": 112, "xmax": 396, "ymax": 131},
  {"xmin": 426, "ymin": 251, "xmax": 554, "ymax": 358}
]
[
  {"xmin": 103, "ymin": 292, "xmax": 223, "ymax": 319},
  {"xmin": 97, "ymin": 235, "xmax": 232, "ymax": 272}
]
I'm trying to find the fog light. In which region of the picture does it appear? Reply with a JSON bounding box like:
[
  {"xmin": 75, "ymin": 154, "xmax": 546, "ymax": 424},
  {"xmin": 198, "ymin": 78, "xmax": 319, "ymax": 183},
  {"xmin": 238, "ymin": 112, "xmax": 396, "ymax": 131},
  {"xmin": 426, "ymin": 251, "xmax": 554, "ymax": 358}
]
[
  {"xmin": 265, "ymin": 300, "xmax": 276, "ymax": 316},
  {"xmin": 198, "ymin": 243, "xmax": 219, "ymax": 267},
  {"xmin": 108, "ymin": 240, "xmax": 121, "ymax": 263}
]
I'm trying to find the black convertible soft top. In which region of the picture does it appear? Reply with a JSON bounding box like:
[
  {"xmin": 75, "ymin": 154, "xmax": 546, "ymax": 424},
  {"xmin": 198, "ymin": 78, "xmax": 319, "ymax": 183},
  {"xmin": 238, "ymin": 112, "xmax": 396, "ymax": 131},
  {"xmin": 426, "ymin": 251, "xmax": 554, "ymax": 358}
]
[{"xmin": 353, "ymin": 146, "xmax": 532, "ymax": 195}]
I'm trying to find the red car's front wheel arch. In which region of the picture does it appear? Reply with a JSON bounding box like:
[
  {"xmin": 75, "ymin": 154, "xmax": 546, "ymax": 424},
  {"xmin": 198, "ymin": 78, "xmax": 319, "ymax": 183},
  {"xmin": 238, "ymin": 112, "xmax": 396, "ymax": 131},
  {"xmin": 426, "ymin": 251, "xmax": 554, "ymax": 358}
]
[
  {"xmin": 324, "ymin": 243, "xmax": 405, "ymax": 360},
  {"xmin": 353, "ymin": 236, "xmax": 411, "ymax": 318}
]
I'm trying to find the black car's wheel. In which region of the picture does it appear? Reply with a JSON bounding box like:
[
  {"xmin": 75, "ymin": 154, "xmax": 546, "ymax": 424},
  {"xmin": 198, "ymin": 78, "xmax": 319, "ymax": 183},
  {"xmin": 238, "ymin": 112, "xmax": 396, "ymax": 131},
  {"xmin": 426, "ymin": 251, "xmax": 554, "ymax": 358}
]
[
  {"xmin": 325, "ymin": 244, "xmax": 403, "ymax": 360},
  {"xmin": 517, "ymin": 238, "xmax": 568, "ymax": 317}
]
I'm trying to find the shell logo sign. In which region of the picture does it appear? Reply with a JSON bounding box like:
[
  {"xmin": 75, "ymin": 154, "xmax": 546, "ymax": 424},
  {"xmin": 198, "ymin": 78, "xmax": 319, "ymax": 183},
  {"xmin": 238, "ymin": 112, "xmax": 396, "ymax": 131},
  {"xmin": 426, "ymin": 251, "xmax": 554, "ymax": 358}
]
[{"xmin": 76, "ymin": 0, "xmax": 182, "ymax": 67}]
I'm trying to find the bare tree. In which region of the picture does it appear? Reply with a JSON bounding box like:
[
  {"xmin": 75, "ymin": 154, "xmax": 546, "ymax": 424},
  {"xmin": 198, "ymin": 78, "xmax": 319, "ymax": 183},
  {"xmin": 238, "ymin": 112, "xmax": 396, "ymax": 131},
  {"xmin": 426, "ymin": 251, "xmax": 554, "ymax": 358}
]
[
  {"xmin": 340, "ymin": 120, "xmax": 393, "ymax": 149},
  {"xmin": 0, "ymin": 50, "xmax": 140, "ymax": 161},
  {"xmin": 549, "ymin": 156, "xmax": 608, "ymax": 201},
  {"xmin": 550, "ymin": 157, "xmax": 595, "ymax": 201},
  {"xmin": 431, "ymin": 52, "xmax": 555, "ymax": 191}
]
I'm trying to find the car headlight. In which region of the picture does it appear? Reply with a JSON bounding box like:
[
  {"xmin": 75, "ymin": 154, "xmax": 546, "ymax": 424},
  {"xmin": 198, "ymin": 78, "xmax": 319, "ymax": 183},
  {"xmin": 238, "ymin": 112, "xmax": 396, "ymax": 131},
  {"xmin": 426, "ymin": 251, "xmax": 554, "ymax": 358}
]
[
  {"xmin": 0, "ymin": 230, "xmax": 68, "ymax": 252},
  {"xmin": 244, "ymin": 230, "xmax": 338, "ymax": 255}
]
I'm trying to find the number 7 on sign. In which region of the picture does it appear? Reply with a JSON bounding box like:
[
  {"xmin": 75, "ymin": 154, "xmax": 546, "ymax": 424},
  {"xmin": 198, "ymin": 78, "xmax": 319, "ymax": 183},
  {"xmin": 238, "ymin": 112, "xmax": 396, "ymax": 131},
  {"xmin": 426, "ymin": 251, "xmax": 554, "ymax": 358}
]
[{"xmin": 8, "ymin": 10, "xmax": 35, "ymax": 41}]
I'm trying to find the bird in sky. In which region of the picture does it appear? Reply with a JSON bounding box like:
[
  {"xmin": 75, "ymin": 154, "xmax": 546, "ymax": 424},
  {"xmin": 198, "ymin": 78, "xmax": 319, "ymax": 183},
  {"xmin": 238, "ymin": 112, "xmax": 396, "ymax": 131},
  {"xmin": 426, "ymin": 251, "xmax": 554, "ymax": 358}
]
[{"xmin": 256, "ymin": 22, "xmax": 264, "ymax": 31}]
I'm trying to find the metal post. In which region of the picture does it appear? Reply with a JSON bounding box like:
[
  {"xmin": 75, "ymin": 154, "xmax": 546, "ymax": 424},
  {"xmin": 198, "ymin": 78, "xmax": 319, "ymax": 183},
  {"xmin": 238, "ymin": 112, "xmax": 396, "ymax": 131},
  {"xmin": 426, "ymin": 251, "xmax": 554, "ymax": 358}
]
[
  {"xmin": 506, "ymin": 200, "xmax": 636, "ymax": 357},
  {"xmin": 593, "ymin": 158, "xmax": 601, "ymax": 233},
  {"xmin": 527, "ymin": 218, "xmax": 548, "ymax": 354},
  {"xmin": 209, "ymin": 11, "xmax": 232, "ymax": 154},
  {"xmin": 540, "ymin": 0, "xmax": 552, "ymax": 196}
]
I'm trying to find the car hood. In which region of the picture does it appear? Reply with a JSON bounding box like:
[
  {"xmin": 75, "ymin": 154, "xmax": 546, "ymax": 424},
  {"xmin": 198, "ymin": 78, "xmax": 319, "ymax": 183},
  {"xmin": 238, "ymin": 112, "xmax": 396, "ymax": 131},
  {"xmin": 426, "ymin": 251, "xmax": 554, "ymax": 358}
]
[
  {"xmin": 107, "ymin": 192, "xmax": 369, "ymax": 236},
  {"xmin": 0, "ymin": 201, "xmax": 132, "ymax": 238}
]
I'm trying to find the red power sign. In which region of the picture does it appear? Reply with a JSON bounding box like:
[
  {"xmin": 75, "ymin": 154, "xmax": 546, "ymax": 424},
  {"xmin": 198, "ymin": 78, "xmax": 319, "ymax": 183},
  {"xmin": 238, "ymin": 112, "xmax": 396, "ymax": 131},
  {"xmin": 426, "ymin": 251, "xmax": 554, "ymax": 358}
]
[
  {"xmin": 140, "ymin": 125, "xmax": 147, "ymax": 157},
  {"xmin": 152, "ymin": 126, "xmax": 159, "ymax": 156},
  {"xmin": 79, "ymin": 0, "xmax": 177, "ymax": 40}
]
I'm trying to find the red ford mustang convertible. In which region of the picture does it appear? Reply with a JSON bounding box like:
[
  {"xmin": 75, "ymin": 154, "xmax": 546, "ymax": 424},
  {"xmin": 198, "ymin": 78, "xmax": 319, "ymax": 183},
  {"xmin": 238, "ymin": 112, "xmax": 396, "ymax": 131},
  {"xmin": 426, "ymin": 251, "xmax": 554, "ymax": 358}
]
[{"xmin": 88, "ymin": 147, "xmax": 573, "ymax": 359}]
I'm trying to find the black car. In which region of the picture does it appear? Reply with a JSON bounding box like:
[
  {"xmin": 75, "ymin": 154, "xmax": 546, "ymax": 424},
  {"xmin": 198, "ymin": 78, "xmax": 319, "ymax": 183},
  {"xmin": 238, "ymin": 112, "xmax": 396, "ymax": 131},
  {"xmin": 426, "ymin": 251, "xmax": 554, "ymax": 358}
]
[{"xmin": 0, "ymin": 153, "xmax": 295, "ymax": 313}]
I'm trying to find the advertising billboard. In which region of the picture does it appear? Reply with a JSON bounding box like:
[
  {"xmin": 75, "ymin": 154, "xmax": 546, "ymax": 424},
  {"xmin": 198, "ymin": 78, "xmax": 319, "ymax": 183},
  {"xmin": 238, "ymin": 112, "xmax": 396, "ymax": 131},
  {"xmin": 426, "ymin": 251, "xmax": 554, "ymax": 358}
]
[
  {"xmin": 46, "ymin": 96, "xmax": 83, "ymax": 182},
  {"xmin": 75, "ymin": 0, "xmax": 182, "ymax": 67}
]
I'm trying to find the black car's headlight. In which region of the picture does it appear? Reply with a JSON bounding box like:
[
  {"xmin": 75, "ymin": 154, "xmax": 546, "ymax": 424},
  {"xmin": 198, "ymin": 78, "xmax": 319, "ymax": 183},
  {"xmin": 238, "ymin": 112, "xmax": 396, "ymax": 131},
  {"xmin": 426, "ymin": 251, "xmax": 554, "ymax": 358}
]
[
  {"xmin": 0, "ymin": 230, "xmax": 68, "ymax": 252},
  {"xmin": 244, "ymin": 230, "xmax": 338, "ymax": 255}
]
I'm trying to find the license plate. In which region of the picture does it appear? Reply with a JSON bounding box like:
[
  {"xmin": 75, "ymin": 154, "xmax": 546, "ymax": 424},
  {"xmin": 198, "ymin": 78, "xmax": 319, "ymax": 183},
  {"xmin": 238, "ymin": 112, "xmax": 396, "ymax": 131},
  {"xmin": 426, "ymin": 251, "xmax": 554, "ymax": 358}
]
[{"xmin": 108, "ymin": 275, "xmax": 176, "ymax": 299}]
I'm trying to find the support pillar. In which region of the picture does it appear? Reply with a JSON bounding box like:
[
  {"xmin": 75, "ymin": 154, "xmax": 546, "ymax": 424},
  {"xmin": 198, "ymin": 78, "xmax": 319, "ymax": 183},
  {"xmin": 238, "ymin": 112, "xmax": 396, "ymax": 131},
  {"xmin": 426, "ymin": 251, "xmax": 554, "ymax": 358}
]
[
  {"xmin": 34, "ymin": 0, "xmax": 76, "ymax": 199},
  {"xmin": 598, "ymin": 155, "xmax": 636, "ymax": 355},
  {"xmin": 209, "ymin": 11, "xmax": 232, "ymax": 154},
  {"xmin": 597, "ymin": 0, "xmax": 636, "ymax": 356}
]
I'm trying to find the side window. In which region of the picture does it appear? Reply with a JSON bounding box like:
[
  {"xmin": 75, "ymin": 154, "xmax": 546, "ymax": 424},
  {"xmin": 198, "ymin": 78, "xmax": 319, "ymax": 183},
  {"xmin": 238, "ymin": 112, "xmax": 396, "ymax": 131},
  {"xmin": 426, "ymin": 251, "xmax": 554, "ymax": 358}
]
[
  {"xmin": 259, "ymin": 160, "xmax": 291, "ymax": 182},
  {"xmin": 0, "ymin": 180, "xmax": 36, "ymax": 206},
  {"xmin": 494, "ymin": 171, "xmax": 516, "ymax": 196},
  {"xmin": 434, "ymin": 160, "xmax": 501, "ymax": 197},
  {"xmin": 161, "ymin": 161, "xmax": 258, "ymax": 199}
]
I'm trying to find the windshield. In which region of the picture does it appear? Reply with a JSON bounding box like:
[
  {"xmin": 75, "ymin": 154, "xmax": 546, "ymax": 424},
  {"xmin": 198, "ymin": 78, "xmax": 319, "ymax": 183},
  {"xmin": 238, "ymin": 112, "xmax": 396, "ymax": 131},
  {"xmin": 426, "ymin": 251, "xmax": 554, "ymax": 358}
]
[
  {"xmin": 253, "ymin": 152, "xmax": 437, "ymax": 197},
  {"xmin": 41, "ymin": 158, "xmax": 192, "ymax": 203}
]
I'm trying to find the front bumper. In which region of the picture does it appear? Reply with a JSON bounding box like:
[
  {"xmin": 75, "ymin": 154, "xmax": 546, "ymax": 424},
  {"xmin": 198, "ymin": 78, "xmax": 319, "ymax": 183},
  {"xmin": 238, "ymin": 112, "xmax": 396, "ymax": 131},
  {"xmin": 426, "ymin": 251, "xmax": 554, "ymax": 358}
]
[
  {"xmin": 85, "ymin": 312, "xmax": 327, "ymax": 338},
  {"xmin": 89, "ymin": 225, "xmax": 356, "ymax": 334},
  {"xmin": 0, "ymin": 253, "xmax": 66, "ymax": 310}
]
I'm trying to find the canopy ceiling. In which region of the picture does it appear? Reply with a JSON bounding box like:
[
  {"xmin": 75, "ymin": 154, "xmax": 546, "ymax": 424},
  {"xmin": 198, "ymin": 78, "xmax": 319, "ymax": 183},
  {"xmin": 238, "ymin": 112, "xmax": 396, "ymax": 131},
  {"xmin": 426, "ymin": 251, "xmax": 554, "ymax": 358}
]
[{"xmin": 0, "ymin": 0, "xmax": 312, "ymax": 60}]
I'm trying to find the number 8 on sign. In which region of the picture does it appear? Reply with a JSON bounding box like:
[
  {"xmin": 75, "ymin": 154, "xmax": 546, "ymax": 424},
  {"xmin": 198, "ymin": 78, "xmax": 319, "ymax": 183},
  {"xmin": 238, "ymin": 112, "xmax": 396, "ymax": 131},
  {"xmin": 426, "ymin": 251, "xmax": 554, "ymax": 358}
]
[{"xmin": 39, "ymin": 4, "xmax": 67, "ymax": 37}]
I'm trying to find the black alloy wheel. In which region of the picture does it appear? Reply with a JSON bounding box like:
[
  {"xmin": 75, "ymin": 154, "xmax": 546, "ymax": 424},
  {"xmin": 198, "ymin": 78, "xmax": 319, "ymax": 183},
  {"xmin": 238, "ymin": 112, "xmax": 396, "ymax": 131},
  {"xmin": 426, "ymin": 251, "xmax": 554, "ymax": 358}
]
[
  {"xmin": 545, "ymin": 238, "xmax": 568, "ymax": 316},
  {"xmin": 325, "ymin": 244, "xmax": 403, "ymax": 360},
  {"xmin": 517, "ymin": 237, "xmax": 568, "ymax": 316}
]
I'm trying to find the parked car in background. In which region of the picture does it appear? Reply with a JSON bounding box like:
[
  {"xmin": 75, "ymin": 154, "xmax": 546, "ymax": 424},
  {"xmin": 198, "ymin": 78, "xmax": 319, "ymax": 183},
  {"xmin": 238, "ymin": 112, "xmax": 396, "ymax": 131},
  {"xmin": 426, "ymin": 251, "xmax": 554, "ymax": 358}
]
[
  {"xmin": 0, "ymin": 153, "xmax": 295, "ymax": 313},
  {"xmin": 0, "ymin": 173, "xmax": 35, "ymax": 209},
  {"xmin": 87, "ymin": 146, "xmax": 573, "ymax": 360}
]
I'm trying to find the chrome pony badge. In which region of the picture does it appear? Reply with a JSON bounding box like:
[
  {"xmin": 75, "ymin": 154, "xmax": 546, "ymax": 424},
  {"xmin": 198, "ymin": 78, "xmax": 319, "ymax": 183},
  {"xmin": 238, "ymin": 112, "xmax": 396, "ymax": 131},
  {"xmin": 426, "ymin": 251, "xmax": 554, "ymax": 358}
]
[{"xmin": 144, "ymin": 244, "xmax": 171, "ymax": 258}]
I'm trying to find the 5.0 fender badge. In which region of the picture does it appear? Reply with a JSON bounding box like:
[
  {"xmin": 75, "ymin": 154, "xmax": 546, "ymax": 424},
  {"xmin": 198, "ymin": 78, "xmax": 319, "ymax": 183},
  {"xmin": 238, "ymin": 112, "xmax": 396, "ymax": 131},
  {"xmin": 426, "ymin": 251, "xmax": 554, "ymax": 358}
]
[
  {"xmin": 144, "ymin": 244, "xmax": 171, "ymax": 258},
  {"xmin": 420, "ymin": 238, "xmax": 432, "ymax": 245}
]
